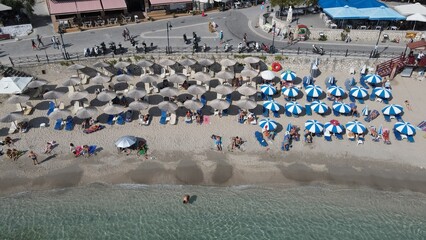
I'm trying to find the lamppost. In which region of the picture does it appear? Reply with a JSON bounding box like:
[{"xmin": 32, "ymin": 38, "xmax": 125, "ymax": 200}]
[
  {"xmin": 58, "ymin": 25, "xmax": 69, "ymax": 59},
  {"xmin": 270, "ymin": 22, "xmax": 276, "ymax": 53},
  {"xmin": 371, "ymin": 28, "xmax": 383, "ymax": 58},
  {"xmin": 166, "ymin": 21, "xmax": 172, "ymax": 54}
]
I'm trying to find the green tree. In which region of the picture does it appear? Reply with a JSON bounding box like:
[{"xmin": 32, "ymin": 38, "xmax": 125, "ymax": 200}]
[
  {"xmin": 269, "ymin": 0, "xmax": 317, "ymax": 13},
  {"xmin": 0, "ymin": 0, "xmax": 36, "ymax": 15}
]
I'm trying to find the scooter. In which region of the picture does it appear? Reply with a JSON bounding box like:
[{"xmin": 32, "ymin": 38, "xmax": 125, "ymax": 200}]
[
  {"xmin": 224, "ymin": 43, "xmax": 231, "ymax": 52},
  {"xmin": 94, "ymin": 45, "xmax": 102, "ymax": 55},
  {"xmin": 255, "ymin": 42, "xmax": 260, "ymax": 52},
  {"xmin": 100, "ymin": 42, "xmax": 107, "ymax": 54},
  {"xmin": 237, "ymin": 42, "xmax": 243, "ymax": 53},
  {"xmin": 312, "ymin": 44, "xmax": 324, "ymax": 55},
  {"xmin": 202, "ymin": 43, "xmax": 207, "ymax": 52},
  {"xmin": 183, "ymin": 34, "xmax": 188, "ymax": 44},
  {"xmin": 84, "ymin": 48, "xmax": 90, "ymax": 57},
  {"xmin": 109, "ymin": 42, "xmax": 117, "ymax": 54},
  {"xmin": 193, "ymin": 42, "xmax": 199, "ymax": 52}
]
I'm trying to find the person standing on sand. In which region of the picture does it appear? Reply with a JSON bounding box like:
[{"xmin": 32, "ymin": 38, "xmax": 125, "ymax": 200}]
[
  {"xmin": 37, "ymin": 34, "xmax": 44, "ymax": 48},
  {"xmin": 31, "ymin": 39, "xmax": 37, "ymax": 50},
  {"xmin": 28, "ymin": 151, "xmax": 39, "ymax": 165}
]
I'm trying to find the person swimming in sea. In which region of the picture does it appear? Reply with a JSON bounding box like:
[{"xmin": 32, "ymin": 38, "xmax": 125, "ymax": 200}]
[{"xmin": 183, "ymin": 195, "xmax": 190, "ymax": 204}]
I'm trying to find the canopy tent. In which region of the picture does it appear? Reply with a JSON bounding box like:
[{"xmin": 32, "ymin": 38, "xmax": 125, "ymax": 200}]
[
  {"xmin": 0, "ymin": 3, "xmax": 12, "ymax": 11},
  {"xmin": 323, "ymin": 6, "xmax": 368, "ymax": 19},
  {"xmin": 407, "ymin": 40, "xmax": 426, "ymax": 50},
  {"xmin": 319, "ymin": 0, "xmax": 385, "ymax": 9},
  {"xmin": 406, "ymin": 13, "xmax": 426, "ymax": 30},
  {"xmin": 364, "ymin": 6, "xmax": 405, "ymax": 21},
  {"xmin": 393, "ymin": 3, "xmax": 426, "ymax": 16},
  {"xmin": 0, "ymin": 77, "xmax": 33, "ymax": 94}
]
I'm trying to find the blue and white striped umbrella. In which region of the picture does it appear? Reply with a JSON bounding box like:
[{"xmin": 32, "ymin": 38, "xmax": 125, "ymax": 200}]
[
  {"xmin": 378, "ymin": 125, "xmax": 383, "ymax": 135},
  {"xmin": 364, "ymin": 74, "xmax": 383, "ymax": 84},
  {"xmin": 281, "ymin": 87, "xmax": 299, "ymax": 97},
  {"xmin": 305, "ymin": 120, "xmax": 324, "ymax": 134},
  {"xmin": 263, "ymin": 100, "xmax": 281, "ymax": 111},
  {"xmin": 361, "ymin": 105, "xmax": 369, "ymax": 116},
  {"xmin": 349, "ymin": 86, "xmax": 368, "ymax": 99},
  {"xmin": 259, "ymin": 118, "xmax": 278, "ymax": 131},
  {"xmin": 327, "ymin": 86, "xmax": 345, "ymax": 97},
  {"xmin": 346, "ymin": 121, "xmax": 367, "ymax": 134},
  {"xmin": 373, "ymin": 87, "xmax": 392, "ymax": 99},
  {"xmin": 285, "ymin": 102, "xmax": 304, "ymax": 115},
  {"xmin": 325, "ymin": 122, "xmax": 344, "ymax": 134},
  {"xmin": 305, "ymin": 85, "xmax": 323, "ymax": 97},
  {"xmin": 281, "ymin": 70, "xmax": 297, "ymax": 81},
  {"xmin": 394, "ymin": 121, "xmax": 416, "ymax": 135},
  {"xmin": 260, "ymin": 84, "xmax": 277, "ymax": 96},
  {"xmin": 310, "ymin": 100, "xmax": 329, "ymax": 114},
  {"xmin": 382, "ymin": 104, "xmax": 403, "ymax": 115},
  {"xmin": 332, "ymin": 102, "xmax": 351, "ymax": 113}
]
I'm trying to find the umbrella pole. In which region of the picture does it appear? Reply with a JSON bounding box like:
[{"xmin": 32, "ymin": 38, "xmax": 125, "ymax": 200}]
[{"xmin": 413, "ymin": 21, "xmax": 417, "ymax": 31}]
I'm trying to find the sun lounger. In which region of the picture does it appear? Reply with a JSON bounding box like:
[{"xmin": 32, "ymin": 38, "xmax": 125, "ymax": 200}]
[
  {"xmin": 255, "ymin": 131, "xmax": 268, "ymax": 147},
  {"xmin": 107, "ymin": 114, "xmax": 115, "ymax": 125},
  {"xmin": 200, "ymin": 95, "xmax": 207, "ymax": 107},
  {"xmin": 281, "ymin": 134, "xmax": 290, "ymax": 151},
  {"xmin": 88, "ymin": 145, "xmax": 97, "ymax": 156},
  {"xmin": 47, "ymin": 101, "xmax": 55, "ymax": 116},
  {"xmin": 83, "ymin": 125, "xmax": 105, "ymax": 134},
  {"xmin": 160, "ymin": 111, "xmax": 168, "ymax": 125},
  {"xmin": 305, "ymin": 104, "xmax": 312, "ymax": 116},
  {"xmin": 335, "ymin": 133, "xmax": 343, "ymax": 140},
  {"xmin": 383, "ymin": 114, "xmax": 391, "ymax": 122},
  {"xmin": 170, "ymin": 113, "xmax": 177, "ymax": 125},
  {"xmin": 364, "ymin": 110, "xmax": 379, "ymax": 122},
  {"xmin": 333, "ymin": 109, "xmax": 340, "ymax": 117},
  {"xmin": 226, "ymin": 94, "xmax": 232, "ymax": 104},
  {"xmin": 324, "ymin": 135, "xmax": 332, "ymax": 141},
  {"xmin": 344, "ymin": 80, "xmax": 352, "ymax": 91},
  {"xmin": 417, "ymin": 121, "xmax": 426, "ymax": 131},
  {"xmin": 358, "ymin": 98, "xmax": 364, "ymax": 104},
  {"xmin": 360, "ymin": 77, "xmax": 370, "ymax": 89},
  {"xmin": 407, "ymin": 136, "xmax": 415, "ymax": 143},
  {"xmin": 273, "ymin": 111, "xmax": 280, "ymax": 118},
  {"xmin": 306, "ymin": 95, "xmax": 312, "ymax": 102},
  {"xmin": 393, "ymin": 129, "xmax": 402, "ymax": 141},
  {"xmin": 285, "ymin": 110, "xmax": 292, "ymax": 117},
  {"xmin": 116, "ymin": 113, "xmax": 125, "ymax": 125},
  {"xmin": 262, "ymin": 107, "xmax": 269, "ymax": 117},
  {"xmin": 369, "ymin": 91, "xmax": 376, "ymax": 101},
  {"xmin": 357, "ymin": 138, "xmax": 364, "ymax": 145},
  {"xmin": 8, "ymin": 121, "xmax": 18, "ymax": 134},
  {"xmin": 54, "ymin": 119, "xmax": 63, "ymax": 130},
  {"xmin": 203, "ymin": 115, "xmax": 210, "ymax": 125},
  {"xmin": 65, "ymin": 116, "xmax": 74, "ymax": 131},
  {"xmin": 24, "ymin": 102, "xmax": 34, "ymax": 115}
]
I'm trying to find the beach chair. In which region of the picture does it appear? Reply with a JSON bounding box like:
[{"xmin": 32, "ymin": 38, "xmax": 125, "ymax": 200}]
[
  {"xmin": 226, "ymin": 94, "xmax": 232, "ymax": 104},
  {"xmin": 203, "ymin": 115, "xmax": 210, "ymax": 125},
  {"xmin": 324, "ymin": 135, "xmax": 332, "ymax": 141},
  {"xmin": 255, "ymin": 131, "xmax": 268, "ymax": 147},
  {"xmin": 107, "ymin": 115, "xmax": 115, "ymax": 125},
  {"xmin": 333, "ymin": 109, "xmax": 340, "ymax": 117},
  {"xmin": 273, "ymin": 111, "xmax": 280, "ymax": 118},
  {"xmin": 82, "ymin": 99, "xmax": 90, "ymax": 108},
  {"xmin": 262, "ymin": 107, "xmax": 269, "ymax": 117},
  {"xmin": 54, "ymin": 119, "xmax": 63, "ymax": 130},
  {"xmin": 160, "ymin": 111, "xmax": 168, "ymax": 125},
  {"xmin": 383, "ymin": 114, "xmax": 391, "ymax": 122},
  {"xmin": 170, "ymin": 113, "xmax": 177, "ymax": 125},
  {"xmin": 71, "ymin": 101, "xmax": 81, "ymax": 115},
  {"xmin": 261, "ymin": 93, "xmax": 267, "ymax": 101},
  {"xmin": 23, "ymin": 102, "xmax": 34, "ymax": 115},
  {"xmin": 306, "ymin": 95, "xmax": 312, "ymax": 102},
  {"xmin": 65, "ymin": 116, "xmax": 74, "ymax": 131},
  {"xmin": 393, "ymin": 129, "xmax": 402, "ymax": 141},
  {"xmin": 369, "ymin": 91, "xmax": 376, "ymax": 101},
  {"xmin": 360, "ymin": 77, "xmax": 370, "ymax": 89},
  {"xmin": 395, "ymin": 115, "xmax": 403, "ymax": 122},
  {"xmin": 116, "ymin": 113, "xmax": 125, "ymax": 125},
  {"xmin": 305, "ymin": 104, "xmax": 312, "ymax": 116},
  {"xmin": 47, "ymin": 101, "xmax": 55, "ymax": 116},
  {"xmin": 200, "ymin": 95, "xmax": 207, "ymax": 107},
  {"xmin": 88, "ymin": 145, "xmax": 97, "ymax": 156},
  {"xmin": 349, "ymin": 95, "xmax": 355, "ymax": 102},
  {"xmin": 285, "ymin": 110, "xmax": 292, "ymax": 117},
  {"xmin": 357, "ymin": 137, "xmax": 364, "ymax": 145},
  {"xmin": 58, "ymin": 102, "xmax": 65, "ymax": 110},
  {"xmin": 335, "ymin": 133, "xmax": 343, "ymax": 140},
  {"xmin": 407, "ymin": 136, "xmax": 415, "ymax": 143}
]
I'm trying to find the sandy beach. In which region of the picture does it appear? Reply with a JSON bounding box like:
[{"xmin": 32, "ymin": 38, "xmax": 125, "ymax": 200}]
[{"xmin": 1, "ymin": 55, "xmax": 425, "ymax": 196}]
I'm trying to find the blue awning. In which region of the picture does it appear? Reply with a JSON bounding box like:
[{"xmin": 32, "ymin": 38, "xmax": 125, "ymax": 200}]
[
  {"xmin": 364, "ymin": 6, "xmax": 406, "ymax": 20},
  {"xmin": 323, "ymin": 6, "xmax": 369, "ymax": 19},
  {"xmin": 319, "ymin": 0, "xmax": 385, "ymax": 9}
]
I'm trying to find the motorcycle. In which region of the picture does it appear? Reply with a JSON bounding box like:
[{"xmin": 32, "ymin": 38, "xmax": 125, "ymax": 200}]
[
  {"xmin": 255, "ymin": 42, "xmax": 260, "ymax": 52},
  {"xmin": 312, "ymin": 44, "xmax": 324, "ymax": 55},
  {"xmin": 84, "ymin": 48, "xmax": 90, "ymax": 57},
  {"xmin": 183, "ymin": 34, "xmax": 188, "ymax": 44},
  {"xmin": 94, "ymin": 45, "xmax": 102, "ymax": 55},
  {"xmin": 224, "ymin": 43, "xmax": 231, "ymax": 52},
  {"xmin": 193, "ymin": 42, "xmax": 199, "ymax": 52},
  {"xmin": 100, "ymin": 42, "xmax": 107, "ymax": 54},
  {"xmin": 202, "ymin": 43, "xmax": 207, "ymax": 52},
  {"xmin": 237, "ymin": 42, "xmax": 243, "ymax": 53},
  {"xmin": 109, "ymin": 42, "xmax": 117, "ymax": 54}
]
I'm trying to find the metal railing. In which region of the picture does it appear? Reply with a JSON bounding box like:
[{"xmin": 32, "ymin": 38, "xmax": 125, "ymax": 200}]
[{"xmin": 8, "ymin": 45, "xmax": 402, "ymax": 67}]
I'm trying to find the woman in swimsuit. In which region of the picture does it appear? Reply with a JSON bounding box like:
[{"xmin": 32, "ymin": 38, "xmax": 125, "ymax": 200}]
[{"xmin": 183, "ymin": 195, "xmax": 190, "ymax": 204}]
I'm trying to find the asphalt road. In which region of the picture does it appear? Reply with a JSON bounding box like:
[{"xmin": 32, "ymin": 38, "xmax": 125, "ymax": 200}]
[{"xmin": 0, "ymin": 7, "xmax": 407, "ymax": 64}]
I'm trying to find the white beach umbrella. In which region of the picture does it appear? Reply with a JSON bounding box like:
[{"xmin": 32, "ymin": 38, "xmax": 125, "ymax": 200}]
[
  {"xmin": 114, "ymin": 61, "xmax": 130, "ymax": 69},
  {"xmin": 194, "ymin": 72, "xmax": 212, "ymax": 83},
  {"xmin": 220, "ymin": 59, "xmax": 237, "ymax": 67},
  {"xmin": 140, "ymin": 74, "xmax": 160, "ymax": 84},
  {"xmin": 91, "ymin": 74, "xmax": 110, "ymax": 84},
  {"xmin": 67, "ymin": 64, "xmax": 86, "ymax": 71},
  {"xmin": 160, "ymin": 87, "xmax": 179, "ymax": 97},
  {"xmin": 184, "ymin": 99, "xmax": 203, "ymax": 110},
  {"xmin": 6, "ymin": 94, "xmax": 30, "ymax": 104},
  {"xmin": 159, "ymin": 58, "xmax": 176, "ymax": 66},
  {"xmin": 198, "ymin": 58, "xmax": 214, "ymax": 66},
  {"xmin": 240, "ymin": 68, "xmax": 259, "ymax": 78},
  {"xmin": 260, "ymin": 70, "xmax": 276, "ymax": 80},
  {"xmin": 188, "ymin": 85, "xmax": 206, "ymax": 95},
  {"xmin": 129, "ymin": 101, "xmax": 149, "ymax": 111},
  {"xmin": 235, "ymin": 99, "xmax": 257, "ymax": 110},
  {"xmin": 212, "ymin": 84, "xmax": 233, "ymax": 95},
  {"xmin": 61, "ymin": 76, "xmax": 81, "ymax": 86},
  {"xmin": 210, "ymin": 99, "xmax": 230, "ymax": 110},
  {"xmin": 93, "ymin": 62, "xmax": 110, "ymax": 68},
  {"xmin": 68, "ymin": 91, "xmax": 89, "ymax": 101},
  {"xmin": 49, "ymin": 109, "xmax": 71, "ymax": 119},
  {"xmin": 43, "ymin": 90, "xmax": 65, "ymax": 100},
  {"xmin": 97, "ymin": 90, "xmax": 117, "ymax": 102},
  {"xmin": 243, "ymin": 56, "xmax": 260, "ymax": 64},
  {"xmin": 0, "ymin": 112, "xmax": 23, "ymax": 123},
  {"xmin": 116, "ymin": 74, "xmax": 133, "ymax": 82},
  {"xmin": 126, "ymin": 88, "xmax": 147, "ymax": 99},
  {"xmin": 237, "ymin": 85, "xmax": 257, "ymax": 96},
  {"xmin": 179, "ymin": 58, "xmax": 197, "ymax": 66},
  {"xmin": 167, "ymin": 74, "xmax": 187, "ymax": 84},
  {"xmin": 104, "ymin": 104, "xmax": 125, "ymax": 115},
  {"xmin": 216, "ymin": 70, "xmax": 234, "ymax": 80},
  {"xmin": 115, "ymin": 135, "xmax": 137, "ymax": 148},
  {"xmin": 158, "ymin": 101, "xmax": 178, "ymax": 112},
  {"xmin": 27, "ymin": 79, "xmax": 48, "ymax": 88},
  {"xmin": 136, "ymin": 60, "xmax": 154, "ymax": 68},
  {"xmin": 76, "ymin": 107, "xmax": 98, "ymax": 119}
]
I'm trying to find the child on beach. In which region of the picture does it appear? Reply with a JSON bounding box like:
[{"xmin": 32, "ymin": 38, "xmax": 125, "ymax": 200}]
[
  {"xmin": 405, "ymin": 100, "xmax": 412, "ymax": 111},
  {"xmin": 211, "ymin": 135, "xmax": 222, "ymax": 151},
  {"xmin": 44, "ymin": 141, "xmax": 55, "ymax": 154}
]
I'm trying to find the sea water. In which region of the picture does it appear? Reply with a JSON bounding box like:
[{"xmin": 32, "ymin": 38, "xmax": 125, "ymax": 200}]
[{"xmin": 0, "ymin": 184, "xmax": 425, "ymax": 239}]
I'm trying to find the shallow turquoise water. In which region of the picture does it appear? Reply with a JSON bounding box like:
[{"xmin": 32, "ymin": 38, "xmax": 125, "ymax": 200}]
[{"xmin": 1, "ymin": 184, "xmax": 425, "ymax": 240}]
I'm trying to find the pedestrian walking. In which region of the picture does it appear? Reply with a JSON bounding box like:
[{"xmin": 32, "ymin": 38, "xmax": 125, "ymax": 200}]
[
  {"xmin": 219, "ymin": 30, "xmax": 223, "ymax": 43},
  {"xmin": 28, "ymin": 151, "xmax": 39, "ymax": 165},
  {"xmin": 125, "ymin": 27, "xmax": 130, "ymax": 40},
  {"xmin": 55, "ymin": 36, "xmax": 61, "ymax": 49},
  {"xmin": 288, "ymin": 31, "xmax": 293, "ymax": 45},
  {"xmin": 122, "ymin": 30, "xmax": 127, "ymax": 41},
  {"xmin": 37, "ymin": 34, "xmax": 44, "ymax": 47},
  {"xmin": 31, "ymin": 39, "xmax": 37, "ymax": 50},
  {"xmin": 51, "ymin": 36, "xmax": 58, "ymax": 49}
]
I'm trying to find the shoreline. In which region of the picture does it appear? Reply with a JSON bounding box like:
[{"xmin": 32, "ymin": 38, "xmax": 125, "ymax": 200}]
[{"xmin": 2, "ymin": 149, "xmax": 426, "ymax": 197}]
